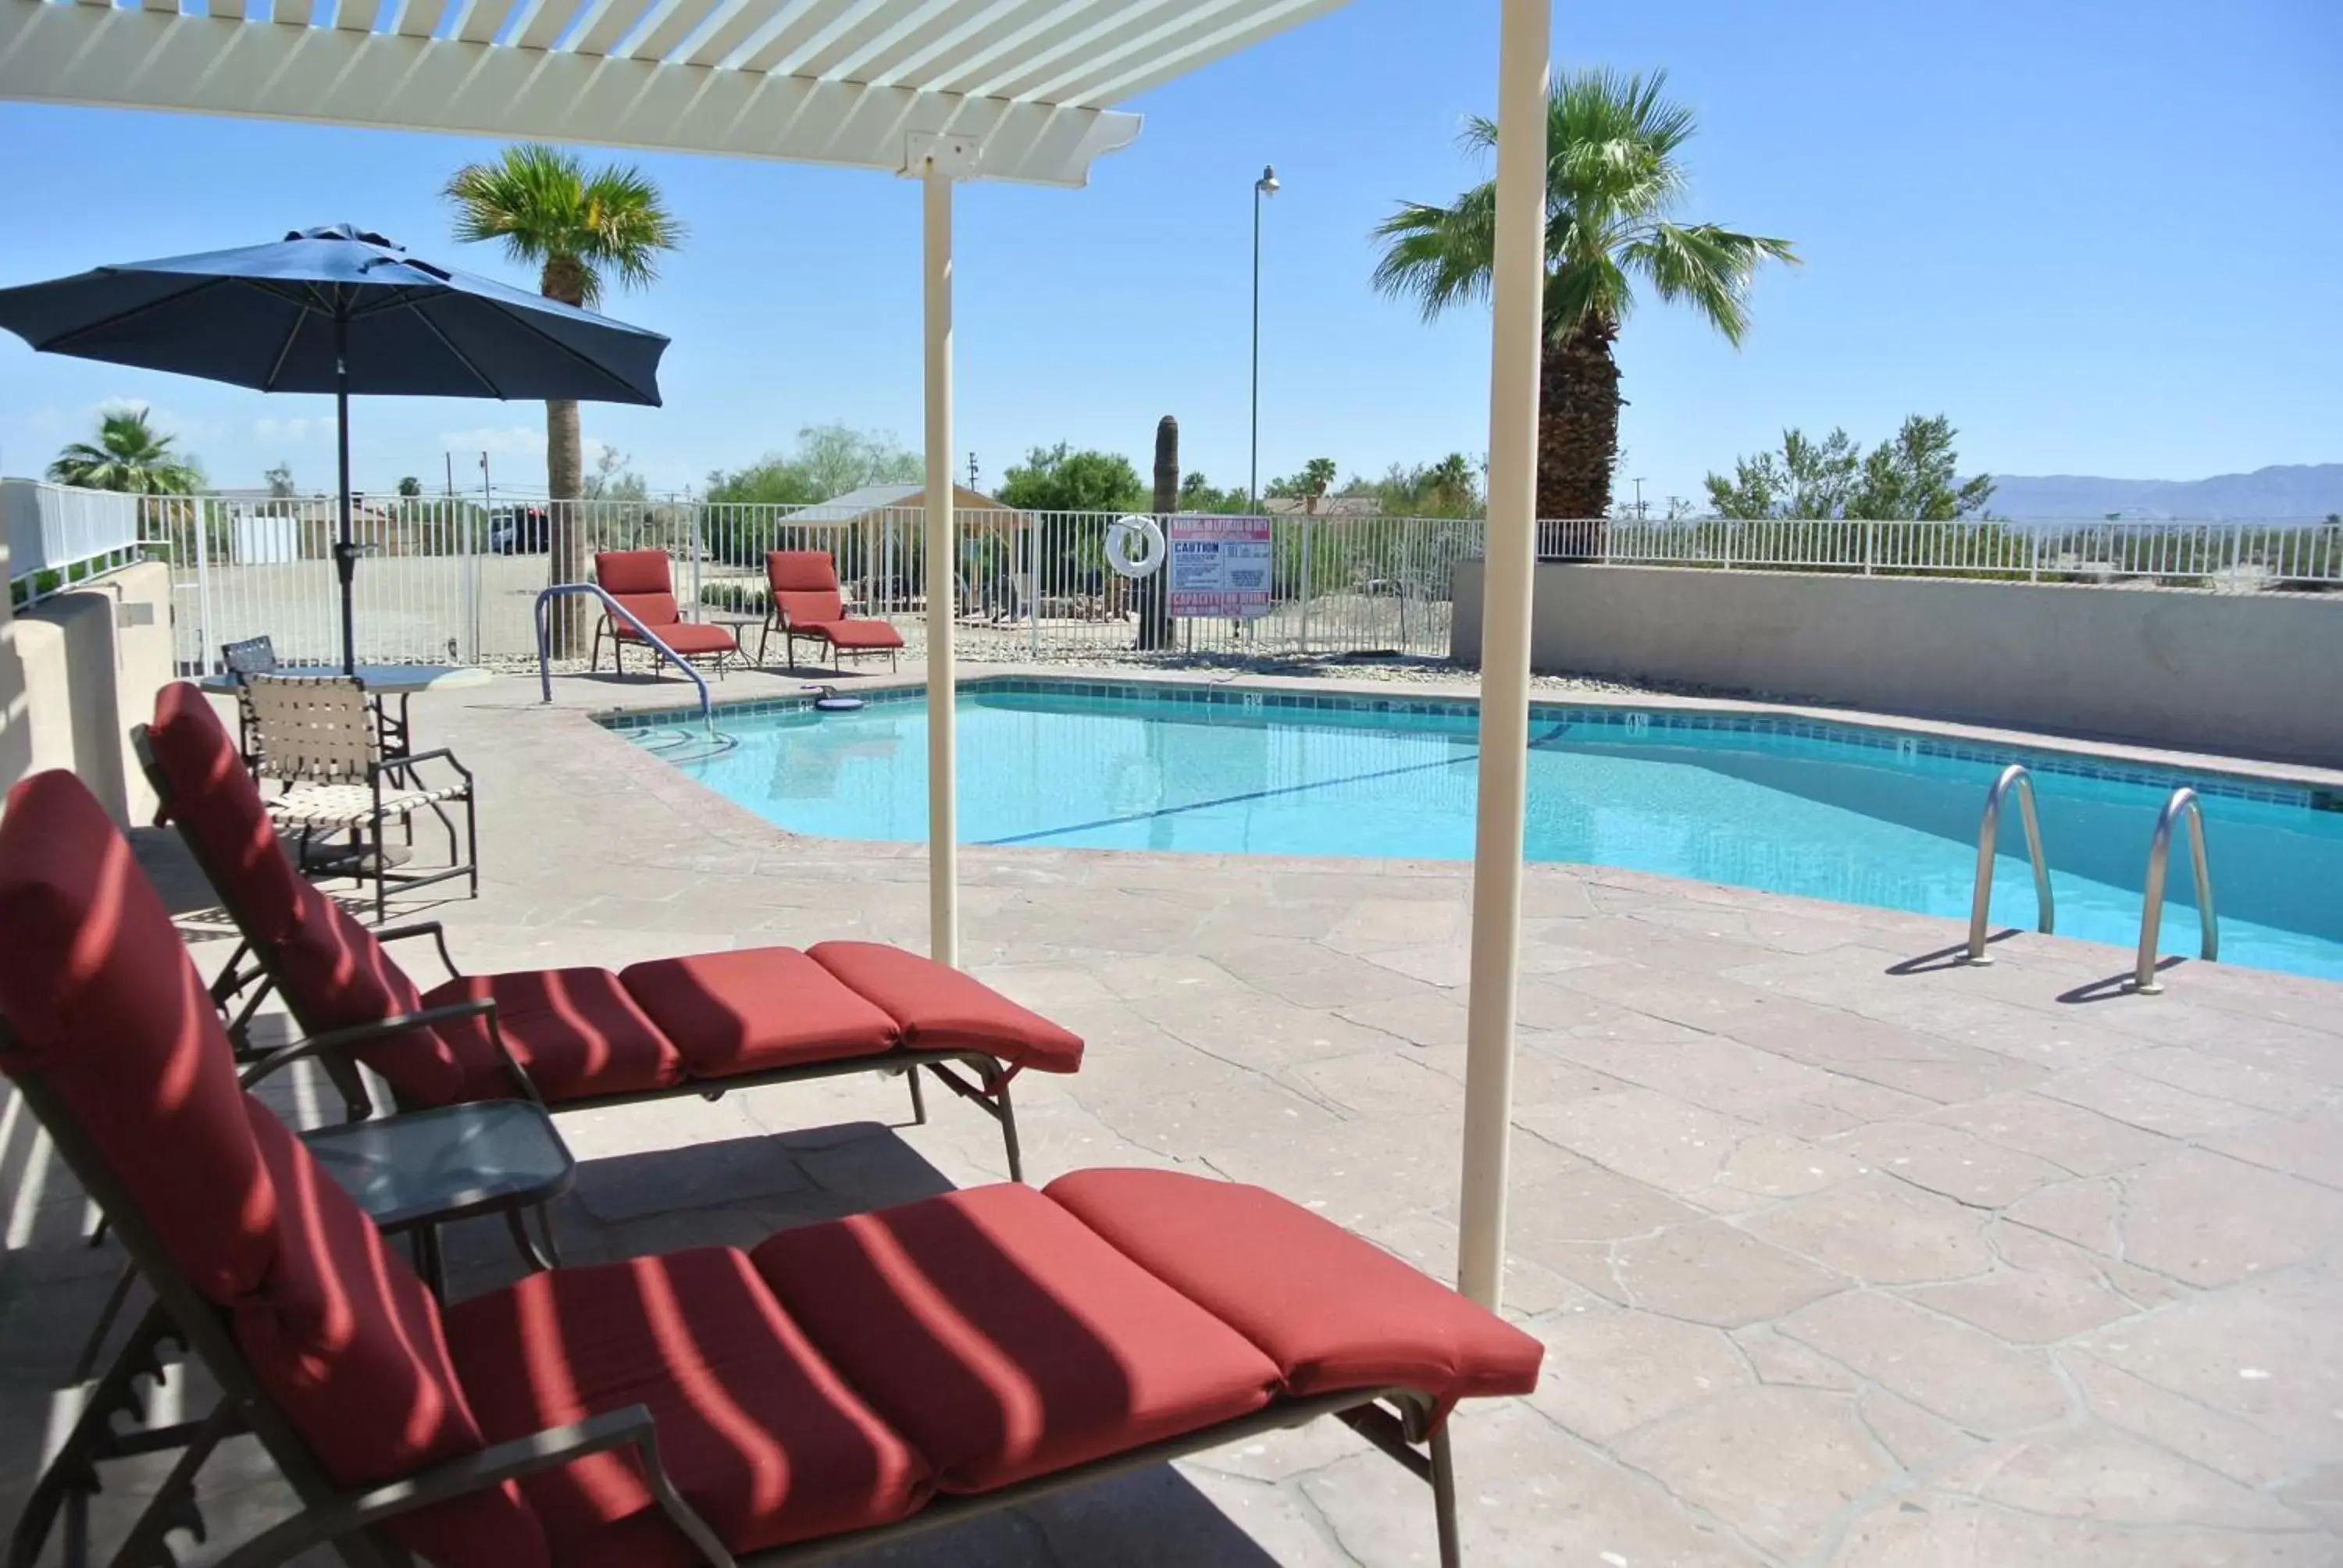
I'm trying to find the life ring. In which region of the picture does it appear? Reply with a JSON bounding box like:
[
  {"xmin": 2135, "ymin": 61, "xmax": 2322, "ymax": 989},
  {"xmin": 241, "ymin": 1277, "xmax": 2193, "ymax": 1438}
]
[{"xmin": 1104, "ymin": 514, "xmax": 1167, "ymax": 578}]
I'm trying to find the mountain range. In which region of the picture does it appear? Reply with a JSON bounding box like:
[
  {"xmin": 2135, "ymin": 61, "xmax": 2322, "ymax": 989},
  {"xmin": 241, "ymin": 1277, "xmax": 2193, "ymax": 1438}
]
[{"xmin": 1972, "ymin": 464, "xmax": 2343, "ymax": 521}]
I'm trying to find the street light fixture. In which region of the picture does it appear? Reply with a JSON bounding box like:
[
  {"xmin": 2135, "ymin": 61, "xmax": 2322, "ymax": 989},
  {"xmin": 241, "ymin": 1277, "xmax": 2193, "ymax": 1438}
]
[{"xmin": 1250, "ymin": 163, "xmax": 1278, "ymax": 510}]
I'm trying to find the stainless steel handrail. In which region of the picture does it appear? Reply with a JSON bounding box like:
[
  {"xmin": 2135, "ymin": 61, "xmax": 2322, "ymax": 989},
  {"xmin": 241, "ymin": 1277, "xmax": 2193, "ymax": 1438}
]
[
  {"xmin": 1964, "ymin": 764, "xmax": 2054, "ymax": 964},
  {"xmin": 2135, "ymin": 787, "xmax": 2217, "ymax": 993},
  {"xmin": 533, "ymin": 583, "xmax": 714, "ymax": 737}
]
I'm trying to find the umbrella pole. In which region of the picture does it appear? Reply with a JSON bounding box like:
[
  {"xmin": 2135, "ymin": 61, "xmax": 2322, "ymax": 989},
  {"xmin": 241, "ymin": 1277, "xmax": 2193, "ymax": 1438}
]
[{"xmin": 333, "ymin": 305, "xmax": 357, "ymax": 675}]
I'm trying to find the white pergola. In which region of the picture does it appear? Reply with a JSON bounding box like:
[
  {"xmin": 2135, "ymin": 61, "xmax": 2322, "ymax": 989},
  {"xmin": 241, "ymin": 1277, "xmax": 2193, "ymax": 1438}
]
[{"xmin": 0, "ymin": 0, "xmax": 1551, "ymax": 1311}]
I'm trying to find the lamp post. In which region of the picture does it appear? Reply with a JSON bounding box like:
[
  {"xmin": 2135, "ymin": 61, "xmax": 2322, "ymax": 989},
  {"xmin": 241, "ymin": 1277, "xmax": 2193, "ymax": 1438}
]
[{"xmin": 1249, "ymin": 164, "xmax": 1278, "ymax": 509}]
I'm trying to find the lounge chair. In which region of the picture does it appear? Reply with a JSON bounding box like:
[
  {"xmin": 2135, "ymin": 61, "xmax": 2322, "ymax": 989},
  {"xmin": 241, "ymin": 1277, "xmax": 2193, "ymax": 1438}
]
[
  {"xmin": 0, "ymin": 767, "xmax": 1542, "ymax": 1568},
  {"xmin": 243, "ymin": 672, "xmax": 479, "ymax": 922},
  {"xmin": 589, "ymin": 549, "xmax": 740, "ymax": 676},
  {"xmin": 137, "ymin": 681, "xmax": 1075, "ymax": 1177},
  {"xmin": 759, "ymin": 550, "xmax": 904, "ymax": 672}
]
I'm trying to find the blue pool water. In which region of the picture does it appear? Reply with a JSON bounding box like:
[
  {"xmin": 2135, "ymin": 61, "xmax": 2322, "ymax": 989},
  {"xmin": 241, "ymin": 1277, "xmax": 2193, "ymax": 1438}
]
[{"xmin": 620, "ymin": 683, "xmax": 2343, "ymax": 982}]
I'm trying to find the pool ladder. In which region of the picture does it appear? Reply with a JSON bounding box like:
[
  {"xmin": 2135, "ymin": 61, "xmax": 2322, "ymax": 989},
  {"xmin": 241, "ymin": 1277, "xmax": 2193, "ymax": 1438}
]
[
  {"xmin": 1963, "ymin": 770, "xmax": 2220, "ymax": 992},
  {"xmin": 2134, "ymin": 788, "xmax": 2217, "ymax": 993},
  {"xmin": 1965, "ymin": 766, "xmax": 2055, "ymax": 963}
]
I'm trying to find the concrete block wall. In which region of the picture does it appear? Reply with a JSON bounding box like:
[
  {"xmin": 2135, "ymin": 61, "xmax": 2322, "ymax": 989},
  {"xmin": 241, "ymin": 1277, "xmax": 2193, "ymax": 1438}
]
[
  {"xmin": 1450, "ymin": 562, "xmax": 2343, "ymax": 768},
  {"xmin": 0, "ymin": 556, "xmax": 177, "ymax": 824}
]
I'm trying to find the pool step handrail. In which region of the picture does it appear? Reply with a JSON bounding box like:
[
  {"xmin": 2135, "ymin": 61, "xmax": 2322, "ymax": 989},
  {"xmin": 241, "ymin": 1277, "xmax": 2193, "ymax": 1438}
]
[
  {"xmin": 1965, "ymin": 764, "xmax": 2054, "ymax": 964},
  {"xmin": 533, "ymin": 583, "xmax": 715, "ymax": 737},
  {"xmin": 2134, "ymin": 786, "xmax": 2217, "ymax": 993}
]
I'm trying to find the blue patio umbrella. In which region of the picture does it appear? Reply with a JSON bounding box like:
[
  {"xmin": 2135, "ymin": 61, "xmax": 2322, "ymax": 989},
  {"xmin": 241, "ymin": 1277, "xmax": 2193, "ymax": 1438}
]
[{"xmin": 0, "ymin": 223, "xmax": 669, "ymax": 672}]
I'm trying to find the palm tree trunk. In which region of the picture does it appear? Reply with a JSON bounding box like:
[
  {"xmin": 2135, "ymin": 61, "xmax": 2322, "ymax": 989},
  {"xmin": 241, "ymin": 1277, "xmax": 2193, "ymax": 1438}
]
[
  {"xmin": 1535, "ymin": 314, "xmax": 1621, "ymax": 559},
  {"xmin": 541, "ymin": 256, "xmax": 590, "ymax": 657},
  {"xmin": 545, "ymin": 396, "xmax": 585, "ymax": 654}
]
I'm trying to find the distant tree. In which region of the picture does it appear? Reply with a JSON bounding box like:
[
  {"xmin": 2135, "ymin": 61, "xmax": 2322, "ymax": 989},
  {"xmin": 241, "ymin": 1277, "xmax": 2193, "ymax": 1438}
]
[
  {"xmin": 1372, "ymin": 69, "xmax": 1796, "ymax": 529},
  {"xmin": 1706, "ymin": 416, "xmax": 1992, "ymax": 520},
  {"xmin": 704, "ymin": 424, "xmax": 918, "ymax": 508},
  {"xmin": 446, "ymin": 143, "xmax": 683, "ymax": 652},
  {"xmin": 1176, "ymin": 472, "xmax": 1254, "ymax": 514},
  {"xmin": 264, "ymin": 461, "xmax": 296, "ymax": 498},
  {"xmin": 1846, "ymin": 415, "xmax": 1994, "ymax": 520},
  {"xmin": 793, "ymin": 423, "xmax": 921, "ymax": 499},
  {"xmin": 1371, "ymin": 452, "xmax": 1484, "ymax": 518},
  {"xmin": 46, "ymin": 406, "xmax": 204, "ymax": 494},
  {"xmin": 996, "ymin": 444, "xmax": 1147, "ymax": 513},
  {"xmin": 583, "ymin": 446, "xmax": 650, "ymax": 503},
  {"xmin": 1268, "ymin": 457, "xmax": 1339, "ymax": 512},
  {"xmin": 1704, "ymin": 428, "xmax": 1861, "ymax": 519},
  {"xmin": 396, "ymin": 475, "xmax": 423, "ymax": 498},
  {"xmin": 704, "ymin": 457, "xmax": 817, "ymax": 508}
]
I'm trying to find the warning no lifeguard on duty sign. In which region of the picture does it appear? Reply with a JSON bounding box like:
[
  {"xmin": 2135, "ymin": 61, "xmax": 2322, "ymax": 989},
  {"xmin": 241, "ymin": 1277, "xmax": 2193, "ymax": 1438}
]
[{"xmin": 1166, "ymin": 515, "xmax": 1275, "ymax": 619}]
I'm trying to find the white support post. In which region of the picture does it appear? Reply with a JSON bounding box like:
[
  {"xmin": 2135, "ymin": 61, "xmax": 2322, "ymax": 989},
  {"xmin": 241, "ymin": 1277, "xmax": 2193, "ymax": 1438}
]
[
  {"xmin": 922, "ymin": 158, "xmax": 960, "ymax": 970},
  {"xmin": 1457, "ymin": 0, "xmax": 1550, "ymax": 1313}
]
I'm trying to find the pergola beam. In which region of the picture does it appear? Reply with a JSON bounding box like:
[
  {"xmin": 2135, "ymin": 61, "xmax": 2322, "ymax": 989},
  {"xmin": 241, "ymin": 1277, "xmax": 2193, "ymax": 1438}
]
[{"xmin": 0, "ymin": 0, "xmax": 1141, "ymax": 186}]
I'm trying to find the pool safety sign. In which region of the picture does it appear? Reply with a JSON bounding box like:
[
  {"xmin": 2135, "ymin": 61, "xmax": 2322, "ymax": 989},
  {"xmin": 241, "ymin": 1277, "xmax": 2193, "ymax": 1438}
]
[{"xmin": 1167, "ymin": 515, "xmax": 1274, "ymax": 618}]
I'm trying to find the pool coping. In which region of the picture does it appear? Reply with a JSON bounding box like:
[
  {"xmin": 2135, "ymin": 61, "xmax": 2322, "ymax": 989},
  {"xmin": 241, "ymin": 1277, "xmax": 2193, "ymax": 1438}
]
[{"xmin": 588, "ymin": 664, "xmax": 2343, "ymax": 810}]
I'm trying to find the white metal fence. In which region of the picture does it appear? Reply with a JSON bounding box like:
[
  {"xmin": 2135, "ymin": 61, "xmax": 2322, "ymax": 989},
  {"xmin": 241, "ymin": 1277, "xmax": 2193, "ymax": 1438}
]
[
  {"xmin": 134, "ymin": 494, "xmax": 1486, "ymax": 672},
  {"xmin": 1, "ymin": 479, "xmax": 148, "ymax": 604},
  {"xmin": 1577, "ymin": 515, "xmax": 2343, "ymax": 586},
  {"xmin": 0, "ymin": 479, "xmax": 2318, "ymax": 671}
]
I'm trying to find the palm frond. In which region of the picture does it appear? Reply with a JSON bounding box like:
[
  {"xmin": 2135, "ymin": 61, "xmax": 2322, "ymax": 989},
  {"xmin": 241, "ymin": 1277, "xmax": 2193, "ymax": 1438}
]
[
  {"xmin": 1618, "ymin": 222, "xmax": 1799, "ymax": 345},
  {"xmin": 1371, "ymin": 67, "xmax": 1795, "ymax": 349},
  {"xmin": 445, "ymin": 144, "xmax": 683, "ymax": 307},
  {"xmin": 1369, "ymin": 188, "xmax": 1496, "ymax": 321}
]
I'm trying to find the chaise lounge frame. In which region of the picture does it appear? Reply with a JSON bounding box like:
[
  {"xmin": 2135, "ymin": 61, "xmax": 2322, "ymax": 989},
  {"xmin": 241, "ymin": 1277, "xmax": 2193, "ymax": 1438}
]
[
  {"xmin": 132, "ymin": 725, "xmax": 1037, "ymax": 1184},
  {"xmin": 8, "ymin": 1038, "xmax": 1464, "ymax": 1568}
]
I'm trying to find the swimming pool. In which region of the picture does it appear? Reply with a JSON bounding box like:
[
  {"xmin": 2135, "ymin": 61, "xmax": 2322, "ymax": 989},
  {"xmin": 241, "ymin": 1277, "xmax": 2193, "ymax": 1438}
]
[{"xmin": 614, "ymin": 681, "xmax": 2343, "ymax": 982}]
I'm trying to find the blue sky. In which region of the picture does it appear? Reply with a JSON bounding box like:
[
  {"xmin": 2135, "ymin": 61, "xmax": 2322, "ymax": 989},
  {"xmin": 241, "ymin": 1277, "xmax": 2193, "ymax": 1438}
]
[{"xmin": 2, "ymin": 0, "xmax": 2338, "ymax": 505}]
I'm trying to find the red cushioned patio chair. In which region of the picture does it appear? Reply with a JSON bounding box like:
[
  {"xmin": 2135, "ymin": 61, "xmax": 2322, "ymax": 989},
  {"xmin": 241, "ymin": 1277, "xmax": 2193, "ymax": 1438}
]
[
  {"xmin": 2, "ymin": 768, "xmax": 1541, "ymax": 1568},
  {"xmin": 590, "ymin": 550, "xmax": 740, "ymax": 678},
  {"xmin": 134, "ymin": 682, "xmax": 1075, "ymax": 1180},
  {"xmin": 758, "ymin": 551, "xmax": 904, "ymax": 672}
]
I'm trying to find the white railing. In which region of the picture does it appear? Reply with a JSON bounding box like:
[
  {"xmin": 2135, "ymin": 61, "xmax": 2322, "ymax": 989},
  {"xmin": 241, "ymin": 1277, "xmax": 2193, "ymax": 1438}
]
[
  {"xmin": 2, "ymin": 479, "xmax": 149, "ymax": 604},
  {"xmin": 140, "ymin": 494, "xmax": 1483, "ymax": 672},
  {"xmin": 123, "ymin": 487, "xmax": 2341, "ymax": 673},
  {"xmin": 1575, "ymin": 515, "xmax": 2343, "ymax": 587}
]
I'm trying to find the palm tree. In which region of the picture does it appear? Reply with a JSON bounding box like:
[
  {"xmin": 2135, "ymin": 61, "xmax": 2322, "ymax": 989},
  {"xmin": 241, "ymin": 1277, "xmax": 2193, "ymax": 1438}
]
[
  {"xmin": 47, "ymin": 406, "xmax": 204, "ymax": 494},
  {"xmin": 1372, "ymin": 69, "xmax": 1796, "ymax": 540},
  {"xmin": 1425, "ymin": 452, "xmax": 1478, "ymax": 514},
  {"xmin": 445, "ymin": 144, "xmax": 683, "ymax": 647}
]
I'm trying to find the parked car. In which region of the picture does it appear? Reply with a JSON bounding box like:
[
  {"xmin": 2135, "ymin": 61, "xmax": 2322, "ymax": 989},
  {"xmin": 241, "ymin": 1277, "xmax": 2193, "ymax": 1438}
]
[{"xmin": 488, "ymin": 505, "xmax": 549, "ymax": 554}]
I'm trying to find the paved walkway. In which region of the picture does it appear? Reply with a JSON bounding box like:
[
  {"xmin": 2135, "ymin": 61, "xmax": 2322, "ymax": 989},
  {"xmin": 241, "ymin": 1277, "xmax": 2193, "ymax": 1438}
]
[{"xmin": 3, "ymin": 670, "xmax": 2339, "ymax": 1566}]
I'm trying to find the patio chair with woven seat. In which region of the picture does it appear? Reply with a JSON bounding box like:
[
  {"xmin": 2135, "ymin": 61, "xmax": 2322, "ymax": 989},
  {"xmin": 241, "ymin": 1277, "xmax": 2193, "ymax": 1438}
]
[
  {"xmin": 0, "ymin": 766, "xmax": 1542, "ymax": 1568},
  {"xmin": 590, "ymin": 548, "xmax": 740, "ymax": 677},
  {"xmin": 244, "ymin": 672, "xmax": 478, "ymax": 922},
  {"xmin": 137, "ymin": 680, "xmax": 1075, "ymax": 1178},
  {"xmin": 219, "ymin": 634, "xmax": 279, "ymax": 764},
  {"xmin": 760, "ymin": 550, "xmax": 904, "ymax": 672}
]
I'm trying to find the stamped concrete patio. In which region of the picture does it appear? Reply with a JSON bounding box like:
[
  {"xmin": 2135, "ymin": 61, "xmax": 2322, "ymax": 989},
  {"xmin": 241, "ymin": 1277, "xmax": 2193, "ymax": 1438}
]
[{"xmin": 4, "ymin": 668, "xmax": 2340, "ymax": 1567}]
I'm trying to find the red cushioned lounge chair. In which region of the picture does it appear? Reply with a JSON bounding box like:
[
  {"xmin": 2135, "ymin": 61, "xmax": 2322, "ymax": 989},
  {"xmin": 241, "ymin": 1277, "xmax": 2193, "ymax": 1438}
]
[
  {"xmin": 590, "ymin": 549, "xmax": 740, "ymax": 677},
  {"xmin": 1, "ymin": 768, "xmax": 1541, "ymax": 1568},
  {"xmin": 758, "ymin": 550, "xmax": 904, "ymax": 673},
  {"xmin": 134, "ymin": 682, "xmax": 1075, "ymax": 1179}
]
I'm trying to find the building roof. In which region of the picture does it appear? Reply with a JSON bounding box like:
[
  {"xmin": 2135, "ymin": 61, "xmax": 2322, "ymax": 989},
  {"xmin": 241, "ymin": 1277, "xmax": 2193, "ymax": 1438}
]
[
  {"xmin": 1264, "ymin": 494, "xmax": 1382, "ymax": 517},
  {"xmin": 0, "ymin": 0, "xmax": 1353, "ymax": 188},
  {"xmin": 798, "ymin": 482, "xmax": 1019, "ymax": 522}
]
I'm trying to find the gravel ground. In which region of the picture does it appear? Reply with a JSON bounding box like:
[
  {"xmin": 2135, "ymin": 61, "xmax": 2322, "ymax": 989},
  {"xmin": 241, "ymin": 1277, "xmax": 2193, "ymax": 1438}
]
[{"xmin": 494, "ymin": 641, "xmax": 1783, "ymax": 705}]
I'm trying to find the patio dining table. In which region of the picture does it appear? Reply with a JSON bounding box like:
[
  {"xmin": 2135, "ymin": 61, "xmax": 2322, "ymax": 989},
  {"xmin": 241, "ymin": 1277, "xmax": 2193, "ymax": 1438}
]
[{"xmin": 198, "ymin": 662, "xmax": 490, "ymax": 755}]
